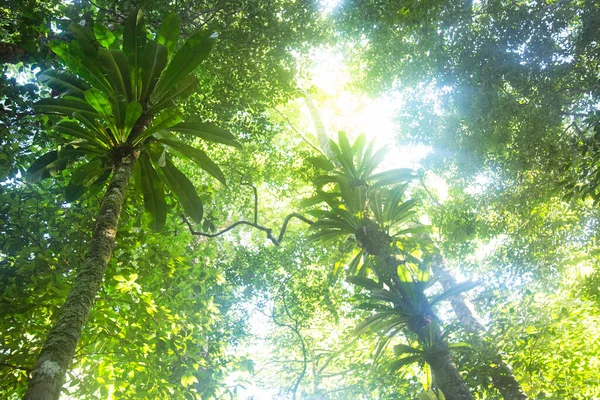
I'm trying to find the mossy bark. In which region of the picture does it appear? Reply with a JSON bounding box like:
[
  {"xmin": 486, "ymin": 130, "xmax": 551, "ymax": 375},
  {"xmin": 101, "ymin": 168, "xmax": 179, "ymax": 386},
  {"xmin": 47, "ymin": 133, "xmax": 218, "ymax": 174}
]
[
  {"xmin": 24, "ymin": 154, "xmax": 136, "ymax": 400},
  {"xmin": 356, "ymin": 218, "xmax": 473, "ymax": 400},
  {"xmin": 425, "ymin": 342, "xmax": 474, "ymax": 400},
  {"xmin": 432, "ymin": 256, "xmax": 528, "ymax": 400}
]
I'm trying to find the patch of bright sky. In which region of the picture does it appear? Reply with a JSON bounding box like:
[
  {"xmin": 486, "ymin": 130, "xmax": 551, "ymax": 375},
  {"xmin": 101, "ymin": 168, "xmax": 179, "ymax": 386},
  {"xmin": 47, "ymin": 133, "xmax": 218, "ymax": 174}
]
[
  {"xmin": 300, "ymin": 46, "xmax": 433, "ymax": 172},
  {"xmin": 319, "ymin": 0, "xmax": 343, "ymax": 15}
]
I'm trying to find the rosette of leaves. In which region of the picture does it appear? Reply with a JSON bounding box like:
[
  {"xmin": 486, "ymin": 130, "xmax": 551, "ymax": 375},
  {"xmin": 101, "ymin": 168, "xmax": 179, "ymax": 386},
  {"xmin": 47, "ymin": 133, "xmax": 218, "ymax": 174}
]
[
  {"xmin": 27, "ymin": 10, "xmax": 240, "ymax": 230},
  {"xmin": 304, "ymin": 132, "xmax": 476, "ymax": 399},
  {"xmin": 23, "ymin": 11, "xmax": 241, "ymax": 400}
]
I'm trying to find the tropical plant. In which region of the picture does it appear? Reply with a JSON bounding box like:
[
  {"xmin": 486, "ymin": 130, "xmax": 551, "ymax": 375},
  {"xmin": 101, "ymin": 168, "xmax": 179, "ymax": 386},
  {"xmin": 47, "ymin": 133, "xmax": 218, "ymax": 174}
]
[
  {"xmin": 304, "ymin": 132, "xmax": 475, "ymax": 399},
  {"xmin": 23, "ymin": 10, "xmax": 239, "ymax": 399}
]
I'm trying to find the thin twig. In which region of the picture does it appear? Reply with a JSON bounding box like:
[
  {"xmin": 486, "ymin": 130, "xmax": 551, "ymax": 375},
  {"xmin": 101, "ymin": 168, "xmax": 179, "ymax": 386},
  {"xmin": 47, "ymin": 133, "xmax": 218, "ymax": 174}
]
[
  {"xmin": 0, "ymin": 362, "xmax": 31, "ymax": 373},
  {"xmin": 182, "ymin": 183, "xmax": 313, "ymax": 245}
]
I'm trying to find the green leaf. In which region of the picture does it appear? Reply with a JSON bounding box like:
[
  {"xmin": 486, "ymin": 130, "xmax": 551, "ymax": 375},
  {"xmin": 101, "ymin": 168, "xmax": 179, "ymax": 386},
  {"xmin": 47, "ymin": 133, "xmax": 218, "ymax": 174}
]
[
  {"xmin": 133, "ymin": 109, "xmax": 182, "ymax": 145},
  {"xmin": 306, "ymin": 156, "xmax": 335, "ymax": 171},
  {"xmin": 352, "ymin": 134, "xmax": 367, "ymax": 158},
  {"xmin": 65, "ymin": 158, "xmax": 107, "ymax": 202},
  {"xmin": 124, "ymin": 101, "xmax": 143, "ymax": 140},
  {"xmin": 98, "ymin": 48, "xmax": 131, "ymax": 100},
  {"xmin": 156, "ymin": 13, "xmax": 180, "ymax": 57},
  {"xmin": 138, "ymin": 152, "xmax": 167, "ymax": 231},
  {"xmin": 69, "ymin": 24, "xmax": 99, "ymax": 57},
  {"xmin": 38, "ymin": 69, "xmax": 90, "ymax": 98},
  {"xmin": 140, "ymin": 41, "xmax": 168, "ymax": 103},
  {"xmin": 346, "ymin": 276, "xmax": 382, "ymax": 290},
  {"xmin": 337, "ymin": 131, "xmax": 354, "ymax": 167},
  {"xmin": 123, "ymin": 9, "xmax": 146, "ymax": 100},
  {"xmin": 34, "ymin": 97, "xmax": 98, "ymax": 119},
  {"xmin": 168, "ymin": 121, "xmax": 241, "ymax": 148},
  {"xmin": 49, "ymin": 40, "xmax": 111, "ymax": 93},
  {"xmin": 157, "ymin": 137, "xmax": 226, "ymax": 185},
  {"xmin": 389, "ymin": 355, "xmax": 422, "ymax": 372},
  {"xmin": 149, "ymin": 74, "xmax": 197, "ymax": 112},
  {"xmin": 393, "ymin": 344, "xmax": 423, "ymax": 356},
  {"xmin": 152, "ymin": 31, "xmax": 217, "ymax": 103},
  {"xmin": 430, "ymin": 281, "xmax": 479, "ymax": 306},
  {"xmin": 371, "ymin": 168, "xmax": 417, "ymax": 188},
  {"xmin": 72, "ymin": 112, "xmax": 116, "ymax": 145},
  {"xmin": 84, "ymin": 88, "xmax": 118, "ymax": 136},
  {"xmin": 159, "ymin": 157, "xmax": 203, "ymax": 223},
  {"xmin": 26, "ymin": 150, "xmax": 75, "ymax": 183},
  {"xmin": 447, "ymin": 342, "xmax": 472, "ymax": 353},
  {"xmin": 94, "ymin": 23, "xmax": 116, "ymax": 48},
  {"xmin": 55, "ymin": 121, "xmax": 109, "ymax": 148}
]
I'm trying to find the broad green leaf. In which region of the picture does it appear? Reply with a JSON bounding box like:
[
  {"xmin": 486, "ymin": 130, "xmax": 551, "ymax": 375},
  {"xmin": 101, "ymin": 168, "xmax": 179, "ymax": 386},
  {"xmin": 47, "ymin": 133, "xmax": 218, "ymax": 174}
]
[
  {"xmin": 160, "ymin": 157, "xmax": 203, "ymax": 223},
  {"xmin": 352, "ymin": 134, "xmax": 367, "ymax": 158},
  {"xmin": 38, "ymin": 69, "xmax": 90, "ymax": 98},
  {"xmin": 168, "ymin": 121, "xmax": 241, "ymax": 148},
  {"xmin": 394, "ymin": 343, "xmax": 423, "ymax": 355},
  {"xmin": 306, "ymin": 156, "xmax": 335, "ymax": 171},
  {"xmin": 94, "ymin": 23, "xmax": 116, "ymax": 48},
  {"xmin": 65, "ymin": 158, "xmax": 107, "ymax": 202},
  {"xmin": 138, "ymin": 152, "xmax": 167, "ymax": 231},
  {"xmin": 72, "ymin": 112, "xmax": 116, "ymax": 145},
  {"xmin": 140, "ymin": 41, "xmax": 168, "ymax": 103},
  {"xmin": 26, "ymin": 150, "xmax": 75, "ymax": 183},
  {"xmin": 124, "ymin": 101, "xmax": 143, "ymax": 140},
  {"xmin": 34, "ymin": 97, "xmax": 98, "ymax": 119},
  {"xmin": 98, "ymin": 48, "xmax": 131, "ymax": 100},
  {"xmin": 371, "ymin": 168, "xmax": 417, "ymax": 188},
  {"xmin": 56, "ymin": 121, "xmax": 109, "ymax": 148},
  {"xmin": 346, "ymin": 276, "xmax": 382, "ymax": 290},
  {"xmin": 132, "ymin": 109, "xmax": 182, "ymax": 145},
  {"xmin": 109, "ymin": 93, "xmax": 128, "ymax": 136},
  {"xmin": 395, "ymin": 225, "xmax": 432, "ymax": 236},
  {"xmin": 156, "ymin": 13, "xmax": 180, "ymax": 57},
  {"xmin": 69, "ymin": 23, "xmax": 99, "ymax": 58},
  {"xmin": 152, "ymin": 31, "xmax": 217, "ymax": 103},
  {"xmin": 123, "ymin": 9, "xmax": 146, "ymax": 100},
  {"xmin": 363, "ymin": 147, "xmax": 387, "ymax": 179},
  {"xmin": 157, "ymin": 137, "xmax": 226, "ymax": 185},
  {"xmin": 49, "ymin": 40, "xmax": 111, "ymax": 93},
  {"xmin": 448, "ymin": 342, "xmax": 472, "ymax": 353},
  {"xmin": 389, "ymin": 355, "xmax": 422, "ymax": 372},
  {"xmin": 84, "ymin": 88, "xmax": 119, "ymax": 136},
  {"xmin": 180, "ymin": 374, "xmax": 198, "ymax": 388},
  {"xmin": 149, "ymin": 74, "xmax": 197, "ymax": 112},
  {"xmin": 84, "ymin": 88, "xmax": 113, "ymax": 120},
  {"xmin": 338, "ymin": 131, "xmax": 354, "ymax": 166}
]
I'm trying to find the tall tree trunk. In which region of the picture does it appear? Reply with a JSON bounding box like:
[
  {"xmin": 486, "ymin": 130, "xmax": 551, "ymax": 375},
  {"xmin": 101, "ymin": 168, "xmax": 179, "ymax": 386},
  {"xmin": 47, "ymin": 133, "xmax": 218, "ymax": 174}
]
[
  {"xmin": 425, "ymin": 342, "xmax": 474, "ymax": 400},
  {"xmin": 407, "ymin": 312, "xmax": 473, "ymax": 400},
  {"xmin": 24, "ymin": 153, "xmax": 137, "ymax": 400},
  {"xmin": 358, "ymin": 227, "xmax": 474, "ymax": 399},
  {"xmin": 431, "ymin": 255, "xmax": 528, "ymax": 400}
]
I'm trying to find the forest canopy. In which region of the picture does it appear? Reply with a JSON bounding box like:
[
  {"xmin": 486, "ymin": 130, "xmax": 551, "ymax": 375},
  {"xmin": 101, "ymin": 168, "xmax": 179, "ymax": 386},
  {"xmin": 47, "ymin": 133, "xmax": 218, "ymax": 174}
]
[{"xmin": 1, "ymin": 0, "xmax": 599, "ymax": 399}]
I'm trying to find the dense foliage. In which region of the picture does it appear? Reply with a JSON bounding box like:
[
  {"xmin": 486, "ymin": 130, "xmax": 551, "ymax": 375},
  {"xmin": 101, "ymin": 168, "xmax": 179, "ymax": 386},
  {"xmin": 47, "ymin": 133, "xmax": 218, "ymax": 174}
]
[{"xmin": 1, "ymin": 0, "xmax": 600, "ymax": 399}]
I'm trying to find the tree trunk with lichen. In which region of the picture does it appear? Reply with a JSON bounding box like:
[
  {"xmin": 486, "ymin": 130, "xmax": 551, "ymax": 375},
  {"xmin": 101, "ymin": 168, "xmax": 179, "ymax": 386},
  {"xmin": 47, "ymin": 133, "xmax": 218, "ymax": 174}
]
[
  {"xmin": 24, "ymin": 153, "xmax": 137, "ymax": 400},
  {"xmin": 431, "ymin": 256, "xmax": 528, "ymax": 400}
]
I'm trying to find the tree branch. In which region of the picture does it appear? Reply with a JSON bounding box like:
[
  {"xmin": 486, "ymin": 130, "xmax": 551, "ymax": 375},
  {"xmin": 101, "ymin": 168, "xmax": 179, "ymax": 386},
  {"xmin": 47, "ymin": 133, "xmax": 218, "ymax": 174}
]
[
  {"xmin": 0, "ymin": 362, "xmax": 31, "ymax": 373},
  {"xmin": 182, "ymin": 182, "xmax": 313, "ymax": 245}
]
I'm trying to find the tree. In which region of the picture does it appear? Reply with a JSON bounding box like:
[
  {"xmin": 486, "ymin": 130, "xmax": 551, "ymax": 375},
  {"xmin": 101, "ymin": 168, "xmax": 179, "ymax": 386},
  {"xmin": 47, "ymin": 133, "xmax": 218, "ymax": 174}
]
[
  {"xmin": 304, "ymin": 132, "xmax": 475, "ymax": 399},
  {"xmin": 23, "ymin": 11, "xmax": 240, "ymax": 399}
]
